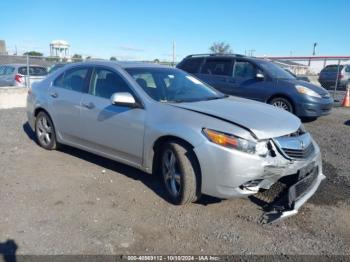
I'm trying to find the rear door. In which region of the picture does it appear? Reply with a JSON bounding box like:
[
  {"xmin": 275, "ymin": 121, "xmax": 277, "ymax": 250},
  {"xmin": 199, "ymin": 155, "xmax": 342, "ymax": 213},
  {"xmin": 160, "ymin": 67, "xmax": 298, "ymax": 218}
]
[
  {"xmin": 48, "ymin": 66, "xmax": 92, "ymax": 143},
  {"xmin": 196, "ymin": 58, "xmax": 233, "ymax": 91},
  {"xmin": 79, "ymin": 67, "xmax": 145, "ymax": 166}
]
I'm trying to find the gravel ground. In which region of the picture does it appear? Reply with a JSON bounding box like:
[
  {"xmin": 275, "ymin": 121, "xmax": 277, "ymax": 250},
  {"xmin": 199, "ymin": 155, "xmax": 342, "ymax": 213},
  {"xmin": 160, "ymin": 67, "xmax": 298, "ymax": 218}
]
[{"xmin": 0, "ymin": 107, "xmax": 349, "ymax": 256}]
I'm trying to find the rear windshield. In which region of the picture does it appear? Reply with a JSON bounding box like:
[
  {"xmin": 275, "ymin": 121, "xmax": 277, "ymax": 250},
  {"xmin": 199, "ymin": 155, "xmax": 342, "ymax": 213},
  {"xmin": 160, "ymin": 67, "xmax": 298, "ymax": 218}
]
[
  {"xmin": 18, "ymin": 66, "xmax": 48, "ymax": 76},
  {"xmin": 322, "ymin": 65, "xmax": 344, "ymax": 72}
]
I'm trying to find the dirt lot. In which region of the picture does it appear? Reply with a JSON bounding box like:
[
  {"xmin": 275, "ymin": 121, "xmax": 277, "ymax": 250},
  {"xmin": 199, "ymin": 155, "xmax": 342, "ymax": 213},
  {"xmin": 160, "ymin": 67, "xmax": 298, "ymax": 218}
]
[{"xmin": 0, "ymin": 107, "xmax": 349, "ymax": 256}]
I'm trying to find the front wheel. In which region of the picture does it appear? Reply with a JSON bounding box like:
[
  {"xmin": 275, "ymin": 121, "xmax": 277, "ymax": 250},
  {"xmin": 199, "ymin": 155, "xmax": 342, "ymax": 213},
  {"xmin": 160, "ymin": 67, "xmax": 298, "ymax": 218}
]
[
  {"xmin": 269, "ymin": 97, "xmax": 293, "ymax": 113},
  {"xmin": 35, "ymin": 111, "xmax": 58, "ymax": 150},
  {"xmin": 160, "ymin": 141, "xmax": 201, "ymax": 205}
]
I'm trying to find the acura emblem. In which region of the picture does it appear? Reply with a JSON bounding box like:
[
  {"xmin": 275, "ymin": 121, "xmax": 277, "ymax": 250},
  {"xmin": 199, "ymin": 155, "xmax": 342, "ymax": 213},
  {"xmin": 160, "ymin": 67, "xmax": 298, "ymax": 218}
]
[{"xmin": 300, "ymin": 140, "xmax": 305, "ymax": 149}]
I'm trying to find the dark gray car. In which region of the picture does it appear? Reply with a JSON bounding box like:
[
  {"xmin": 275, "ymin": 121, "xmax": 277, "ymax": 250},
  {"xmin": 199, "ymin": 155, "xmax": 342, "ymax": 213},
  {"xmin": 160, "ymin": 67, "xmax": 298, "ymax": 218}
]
[
  {"xmin": 177, "ymin": 54, "xmax": 333, "ymax": 118},
  {"xmin": 318, "ymin": 64, "xmax": 350, "ymax": 90}
]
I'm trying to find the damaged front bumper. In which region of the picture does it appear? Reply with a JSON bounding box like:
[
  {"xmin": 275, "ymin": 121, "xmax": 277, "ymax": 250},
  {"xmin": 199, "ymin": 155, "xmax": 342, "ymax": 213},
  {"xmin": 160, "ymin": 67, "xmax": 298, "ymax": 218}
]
[
  {"xmin": 195, "ymin": 135, "xmax": 325, "ymax": 223},
  {"xmin": 260, "ymin": 171, "xmax": 325, "ymax": 224}
]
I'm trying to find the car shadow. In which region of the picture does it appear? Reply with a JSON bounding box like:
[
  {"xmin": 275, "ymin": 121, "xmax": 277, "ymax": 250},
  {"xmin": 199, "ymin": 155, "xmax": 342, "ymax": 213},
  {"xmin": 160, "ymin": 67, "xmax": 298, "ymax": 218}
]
[
  {"xmin": 300, "ymin": 117, "xmax": 317, "ymax": 123},
  {"xmin": 22, "ymin": 122, "xmax": 37, "ymax": 142},
  {"xmin": 0, "ymin": 239, "xmax": 18, "ymax": 262},
  {"xmin": 22, "ymin": 121, "xmax": 222, "ymax": 206}
]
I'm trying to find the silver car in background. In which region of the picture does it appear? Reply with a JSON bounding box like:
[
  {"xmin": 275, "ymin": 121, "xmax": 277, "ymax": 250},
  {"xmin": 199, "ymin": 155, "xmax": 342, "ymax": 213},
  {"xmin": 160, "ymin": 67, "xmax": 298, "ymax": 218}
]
[
  {"xmin": 26, "ymin": 61, "xmax": 325, "ymax": 222},
  {"xmin": 0, "ymin": 64, "xmax": 48, "ymax": 87}
]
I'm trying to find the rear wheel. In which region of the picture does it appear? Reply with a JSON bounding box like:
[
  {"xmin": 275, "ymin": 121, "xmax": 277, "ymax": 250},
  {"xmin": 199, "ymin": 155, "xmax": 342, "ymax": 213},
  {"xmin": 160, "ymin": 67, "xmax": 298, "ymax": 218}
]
[
  {"xmin": 35, "ymin": 111, "xmax": 58, "ymax": 150},
  {"xmin": 269, "ymin": 97, "xmax": 293, "ymax": 113},
  {"xmin": 160, "ymin": 141, "xmax": 200, "ymax": 205}
]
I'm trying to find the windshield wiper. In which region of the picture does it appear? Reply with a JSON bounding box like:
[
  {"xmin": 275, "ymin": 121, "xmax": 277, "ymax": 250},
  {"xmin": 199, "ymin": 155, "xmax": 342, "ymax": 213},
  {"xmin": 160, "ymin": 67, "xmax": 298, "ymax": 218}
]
[{"xmin": 204, "ymin": 95, "xmax": 228, "ymax": 101}]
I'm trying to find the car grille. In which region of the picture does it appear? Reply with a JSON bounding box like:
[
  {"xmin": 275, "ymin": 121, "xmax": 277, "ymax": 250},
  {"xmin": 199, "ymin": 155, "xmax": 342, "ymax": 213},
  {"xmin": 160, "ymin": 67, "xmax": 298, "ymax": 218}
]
[
  {"xmin": 294, "ymin": 167, "xmax": 318, "ymax": 201},
  {"xmin": 282, "ymin": 143, "xmax": 315, "ymax": 159}
]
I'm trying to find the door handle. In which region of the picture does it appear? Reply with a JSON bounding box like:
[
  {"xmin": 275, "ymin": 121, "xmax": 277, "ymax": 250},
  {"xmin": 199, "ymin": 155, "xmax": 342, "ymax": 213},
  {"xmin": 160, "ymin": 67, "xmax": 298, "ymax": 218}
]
[
  {"xmin": 82, "ymin": 102, "xmax": 95, "ymax": 109},
  {"xmin": 50, "ymin": 92, "xmax": 58, "ymax": 98}
]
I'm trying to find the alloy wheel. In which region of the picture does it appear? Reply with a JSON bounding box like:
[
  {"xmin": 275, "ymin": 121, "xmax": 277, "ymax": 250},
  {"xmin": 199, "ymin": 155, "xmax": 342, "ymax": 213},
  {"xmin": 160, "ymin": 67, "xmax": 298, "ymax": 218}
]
[
  {"xmin": 162, "ymin": 149, "xmax": 182, "ymax": 197},
  {"xmin": 36, "ymin": 115, "xmax": 52, "ymax": 146}
]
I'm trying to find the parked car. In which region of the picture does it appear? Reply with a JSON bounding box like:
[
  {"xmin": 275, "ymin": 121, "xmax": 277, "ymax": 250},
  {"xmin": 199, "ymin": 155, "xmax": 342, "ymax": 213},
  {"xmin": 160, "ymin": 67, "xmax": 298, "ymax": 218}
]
[
  {"xmin": 27, "ymin": 61, "xmax": 325, "ymax": 222},
  {"xmin": 177, "ymin": 54, "xmax": 333, "ymax": 118},
  {"xmin": 284, "ymin": 69, "xmax": 310, "ymax": 82},
  {"xmin": 318, "ymin": 64, "xmax": 350, "ymax": 90},
  {"xmin": 0, "ymin": 64, "xmax": 48, "ymax": 87}
]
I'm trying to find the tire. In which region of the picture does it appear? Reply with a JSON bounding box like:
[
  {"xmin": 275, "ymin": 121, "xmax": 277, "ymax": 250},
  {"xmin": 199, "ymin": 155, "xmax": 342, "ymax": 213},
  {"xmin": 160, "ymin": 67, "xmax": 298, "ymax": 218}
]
[
  {"xmin": 160, "ymin": 141, "xmax": 201, "ymax": 205},
  {"xmin": 269, "ymin": 97, "xmax": 293, "ymax": 113},
  {"xmin": 35, "ymin": 111, "xmax": 58, "ymax": 150}
]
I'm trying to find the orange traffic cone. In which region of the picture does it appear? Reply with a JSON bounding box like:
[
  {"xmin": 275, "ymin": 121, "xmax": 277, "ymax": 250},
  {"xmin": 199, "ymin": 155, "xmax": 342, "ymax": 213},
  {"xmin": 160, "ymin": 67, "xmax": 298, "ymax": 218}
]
[{"xmin": 342, "ymin": 88, "xmax": 350, "ymax": 107}]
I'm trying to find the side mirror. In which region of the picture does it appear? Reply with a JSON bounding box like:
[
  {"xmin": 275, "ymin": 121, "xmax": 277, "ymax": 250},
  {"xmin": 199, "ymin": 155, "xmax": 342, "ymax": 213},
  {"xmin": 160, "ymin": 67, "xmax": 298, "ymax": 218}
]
[
  {"xmin": 110, "ymin": 92, "xmax": 140, "ymax": 108},
  {"xmin": 256, "ymin": 73, "xmax": 265, "ymax": 80}
]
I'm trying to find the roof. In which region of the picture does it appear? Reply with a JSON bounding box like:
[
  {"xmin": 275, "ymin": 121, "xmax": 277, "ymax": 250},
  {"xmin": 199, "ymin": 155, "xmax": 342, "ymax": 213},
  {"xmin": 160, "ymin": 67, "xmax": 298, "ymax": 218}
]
[
  {"xmin": 73, "ymin": 60, "xmax": 171, "ymax": 69},
  {"xmin": 50, "ymin": 40, "xmax": 70, "ymax": 47}
]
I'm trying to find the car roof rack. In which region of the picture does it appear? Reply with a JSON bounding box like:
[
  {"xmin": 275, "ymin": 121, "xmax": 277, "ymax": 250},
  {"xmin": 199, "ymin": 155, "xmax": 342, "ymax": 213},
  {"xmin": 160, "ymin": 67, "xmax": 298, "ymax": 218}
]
[{"xmin": 185, "ymin": 53, "xmax": 247, "ymax": 58}]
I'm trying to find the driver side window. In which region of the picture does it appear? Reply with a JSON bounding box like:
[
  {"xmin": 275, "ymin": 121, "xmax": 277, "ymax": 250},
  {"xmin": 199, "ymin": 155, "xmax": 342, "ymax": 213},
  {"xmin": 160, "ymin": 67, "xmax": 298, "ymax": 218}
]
[
  {"xmin": 90, "ymin": 68, "xmax": 132, "ymax": 99},
  {"xmin": 233, "ymin": 61, "xmax": 257, "ymax": 79}
]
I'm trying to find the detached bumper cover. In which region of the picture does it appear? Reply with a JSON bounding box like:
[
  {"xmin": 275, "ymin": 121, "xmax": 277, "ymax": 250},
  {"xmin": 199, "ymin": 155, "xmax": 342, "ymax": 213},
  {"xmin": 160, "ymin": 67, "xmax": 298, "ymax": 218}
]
[{"xmin": 261, "ymin": 172, "xmax": 326, "ymax": 224}]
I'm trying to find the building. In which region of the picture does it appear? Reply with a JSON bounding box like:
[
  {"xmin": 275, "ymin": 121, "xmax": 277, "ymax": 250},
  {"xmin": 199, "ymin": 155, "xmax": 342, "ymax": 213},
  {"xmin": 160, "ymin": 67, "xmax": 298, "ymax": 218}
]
[
  {"xmin": 261, "ymin": 56, "xmax": 350, "ymax": 74},
  {"xmin": 0, "ymin": 40, "xmax": 7, "ymax": 55},
  {"xmin": 270, "ymin": 59, "xmax": 309, "ymax": 75},
  {"xmin": 49, "ymin": 40, "xmax": 70, "ymax": 58}
]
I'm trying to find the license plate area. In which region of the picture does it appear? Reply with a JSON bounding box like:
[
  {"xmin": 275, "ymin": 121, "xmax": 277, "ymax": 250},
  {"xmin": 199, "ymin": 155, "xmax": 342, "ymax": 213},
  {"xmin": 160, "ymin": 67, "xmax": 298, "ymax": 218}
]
[{"xmin": 288, "ymin": 164, "xmax": 318, "ymax": 208}]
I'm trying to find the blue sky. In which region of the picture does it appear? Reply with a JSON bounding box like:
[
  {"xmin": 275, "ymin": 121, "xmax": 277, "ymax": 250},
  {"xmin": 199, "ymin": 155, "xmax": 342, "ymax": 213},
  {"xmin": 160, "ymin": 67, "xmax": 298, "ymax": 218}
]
[{"xmin": 0, "ymin": 0, "xmax": 349, "ymax": 60}]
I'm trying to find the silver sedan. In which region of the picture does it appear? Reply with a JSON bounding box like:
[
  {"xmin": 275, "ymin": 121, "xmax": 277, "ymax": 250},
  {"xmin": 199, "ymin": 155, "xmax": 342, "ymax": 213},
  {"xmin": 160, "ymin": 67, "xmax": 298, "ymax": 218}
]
[{"xmin": 26, "ymin": 61, "xmax": 325, "ymax": 222}]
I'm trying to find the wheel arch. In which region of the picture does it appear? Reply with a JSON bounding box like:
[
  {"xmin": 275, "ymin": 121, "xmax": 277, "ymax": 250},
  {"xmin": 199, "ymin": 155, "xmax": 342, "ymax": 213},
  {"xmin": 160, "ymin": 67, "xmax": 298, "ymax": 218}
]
[
  {"xmin": 266, "ymin": 94, "xmax": 295, "ymax": 112},
  {"xmin": 151, "ymin": 135, "xmax": 201, "ymax": 179}
]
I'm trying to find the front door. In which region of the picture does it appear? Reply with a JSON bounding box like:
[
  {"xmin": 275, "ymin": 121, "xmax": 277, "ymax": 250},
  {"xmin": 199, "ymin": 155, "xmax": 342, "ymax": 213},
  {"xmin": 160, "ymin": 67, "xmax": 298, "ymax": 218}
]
[
  {"xmin": 227, "ymin": 60, "xmax": 272, "ymax": 101},
  {"xmin": 80, "ymin": 67, "xmax": 145, "ymax": 166}
]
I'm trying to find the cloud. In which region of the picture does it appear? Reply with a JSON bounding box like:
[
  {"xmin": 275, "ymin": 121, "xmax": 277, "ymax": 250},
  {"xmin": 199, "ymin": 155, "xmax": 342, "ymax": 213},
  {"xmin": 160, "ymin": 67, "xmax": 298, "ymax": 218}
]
[{"xmin": 118, "ymin": 45, "xmax": 145, "ymax": 52}]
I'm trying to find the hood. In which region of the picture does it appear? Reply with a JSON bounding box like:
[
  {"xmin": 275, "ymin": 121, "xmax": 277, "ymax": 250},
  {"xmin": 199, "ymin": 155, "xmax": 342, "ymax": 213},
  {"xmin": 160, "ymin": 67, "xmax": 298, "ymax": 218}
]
[
  {"xmin": 279, "ymin": 79, "xmax": 329, "ymax": 96},
  {"xmin": 172, "ymin": 96, "xmax": 301, "ymax": 140}
]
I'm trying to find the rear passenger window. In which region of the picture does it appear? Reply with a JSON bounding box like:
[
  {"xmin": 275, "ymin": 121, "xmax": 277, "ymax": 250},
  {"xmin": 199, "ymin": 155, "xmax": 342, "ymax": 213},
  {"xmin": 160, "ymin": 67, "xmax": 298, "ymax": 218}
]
[
  {"xmin": 53, "ymin": 67, "xmax": 89, "ymax": 92},
  {"xmin": 345, "ymin": 66, "xmax": 350, "ymax": 72},
  {"xmin": 90, "ymin": 68, "xmax": 132, "ymax": 99},
  {"xmin": 5, "ymin": 67, "xmax": 14, "ymax": 75},
  {"xmin": 201, "ymin": 59, "xmax": 233, "ymax": 76},
  {"xmin": 178, "ymin": 58, "xmax": 203, "ymax": 74},
  {"xmin": 0, "ymin": 66, "xmax": 5, "ymax": 75},
  {"xmin": 19, "ymin": 67, "xmax": 48, "ymax": 76}
]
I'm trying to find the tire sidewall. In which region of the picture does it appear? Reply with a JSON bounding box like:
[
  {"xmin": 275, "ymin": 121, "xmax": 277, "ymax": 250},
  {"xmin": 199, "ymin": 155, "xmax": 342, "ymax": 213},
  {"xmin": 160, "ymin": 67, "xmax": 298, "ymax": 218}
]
[
  {"xmin": 35, "ymin": 111, "xmax": 57, "ymax": 150},
  {"xmin": 160, "ymin": 141, "xmax": 199, "ymax": 205}
]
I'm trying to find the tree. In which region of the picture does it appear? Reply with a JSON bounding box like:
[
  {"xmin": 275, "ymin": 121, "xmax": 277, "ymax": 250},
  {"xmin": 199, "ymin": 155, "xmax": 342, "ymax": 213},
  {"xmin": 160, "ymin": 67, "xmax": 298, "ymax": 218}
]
[
  {"xmin": 209, "ymin": 42, "xmax": 232, "ymax": 54},
  {"xmin": 86, "ymin": 56, "xmax": 91, "ymax": 60},
  {"xmin": 23, "ymin": 51, "xmax": 43, "ymax": 57},
  {"xmin": 110, "ymin": 56, "xmax": 117, "ymax": 61},
  {"xmin": 153, "ymin": 58, "xmax": 160, "ymax": 63},
  {"xmin": 72, "ymin": 54, "xmax": 83, "ymax": 62}
]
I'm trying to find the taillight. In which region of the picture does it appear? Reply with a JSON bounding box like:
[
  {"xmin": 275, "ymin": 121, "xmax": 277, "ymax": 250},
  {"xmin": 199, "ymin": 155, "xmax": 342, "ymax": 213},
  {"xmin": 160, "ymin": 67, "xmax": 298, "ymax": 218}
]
[
  {"xmin": 15, "ymin": 74, "xmax": 23, "ymax": 83},
  {"xmin": 338, "ymin": 74, "xmax": 344, "ymax": 79}
]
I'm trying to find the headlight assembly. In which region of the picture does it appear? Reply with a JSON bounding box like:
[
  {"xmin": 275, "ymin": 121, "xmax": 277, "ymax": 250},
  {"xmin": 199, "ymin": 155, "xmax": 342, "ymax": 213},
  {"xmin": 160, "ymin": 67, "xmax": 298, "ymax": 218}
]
[
  {"xmin": 295, "ymin": 85, "xmax": 321, "ymax": 98},
  {"xmin": 202, "ymin": 128, "xmax": 268, "ymax": 156}
]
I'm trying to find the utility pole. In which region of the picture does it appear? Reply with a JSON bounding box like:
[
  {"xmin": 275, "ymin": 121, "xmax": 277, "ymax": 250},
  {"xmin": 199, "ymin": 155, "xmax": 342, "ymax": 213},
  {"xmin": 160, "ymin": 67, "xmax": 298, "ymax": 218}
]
[
  {"xmin": 172, "ymin": 41, "xmax": 176, "ymax": 67},
  {"xmin": 312, "ymin": 42, "xmax": 317, "ymax": 56}
]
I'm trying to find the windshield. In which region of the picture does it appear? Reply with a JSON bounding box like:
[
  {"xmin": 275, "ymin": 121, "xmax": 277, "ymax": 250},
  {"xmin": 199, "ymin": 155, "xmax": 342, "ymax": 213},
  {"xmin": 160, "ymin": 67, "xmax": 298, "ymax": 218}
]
[
  {"xmin": 256, "ymin": 61, "xmax": 295, "ymax": 80},
  {"xmin": 125, "ymin": 67, "xmax": 226, "ymax": 103}
]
